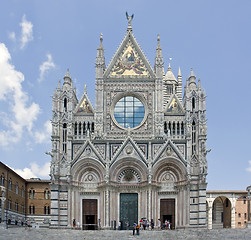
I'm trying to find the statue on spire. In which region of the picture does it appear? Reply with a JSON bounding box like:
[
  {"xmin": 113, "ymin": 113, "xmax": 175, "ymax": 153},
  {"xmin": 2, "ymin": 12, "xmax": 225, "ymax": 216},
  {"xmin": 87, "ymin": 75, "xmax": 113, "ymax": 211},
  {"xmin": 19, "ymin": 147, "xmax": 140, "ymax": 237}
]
[{"xmin": 126, "ymin": 12, "xmax": 134, "ymax": 26}]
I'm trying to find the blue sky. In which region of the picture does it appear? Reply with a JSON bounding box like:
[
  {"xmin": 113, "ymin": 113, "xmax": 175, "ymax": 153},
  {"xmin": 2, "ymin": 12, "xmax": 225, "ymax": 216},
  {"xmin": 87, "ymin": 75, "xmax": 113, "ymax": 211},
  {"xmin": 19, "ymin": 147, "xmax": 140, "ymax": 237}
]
[{"xmin": 0, "ymin": 0, "xmax": 250, "ymax": 190}]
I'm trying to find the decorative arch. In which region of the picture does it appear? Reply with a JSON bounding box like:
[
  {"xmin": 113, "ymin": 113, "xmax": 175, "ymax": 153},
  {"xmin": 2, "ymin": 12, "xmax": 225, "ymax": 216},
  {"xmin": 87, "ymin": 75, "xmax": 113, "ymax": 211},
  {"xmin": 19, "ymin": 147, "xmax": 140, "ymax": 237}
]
[
  {"xmin": 71, "ymin": 158, "xmax": 106, "ymax": 184},
  {"xmin": 109, "ymin": 157, "xmax": 148, "ymax": 183},
  {"xmin": 152, "ymin": 157, "xmax": 187, "ymax": 183}
]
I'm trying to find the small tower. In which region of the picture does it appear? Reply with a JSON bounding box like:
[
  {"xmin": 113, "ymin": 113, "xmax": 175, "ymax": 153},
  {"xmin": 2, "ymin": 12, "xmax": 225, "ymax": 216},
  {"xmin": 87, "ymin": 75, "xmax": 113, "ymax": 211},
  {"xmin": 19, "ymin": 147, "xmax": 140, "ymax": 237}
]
[
  {"xmin": 184, "ymin": 68, "xmax": 208, "ymax": 226},
  {"xmin": 95, "ymin": 34, "xmax": 106, "ymax": 138},
  {"xmin": 154, "ymin": 34, "xmax": 164, "ymax": 137}
]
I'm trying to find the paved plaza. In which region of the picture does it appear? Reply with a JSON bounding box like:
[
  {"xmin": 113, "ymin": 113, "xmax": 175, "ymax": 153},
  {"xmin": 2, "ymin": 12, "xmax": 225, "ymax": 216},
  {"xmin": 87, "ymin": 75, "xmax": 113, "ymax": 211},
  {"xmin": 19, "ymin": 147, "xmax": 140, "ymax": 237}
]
[{"xmin": 0, "ymin": 228, "xmax": 251, "ymax": 240}]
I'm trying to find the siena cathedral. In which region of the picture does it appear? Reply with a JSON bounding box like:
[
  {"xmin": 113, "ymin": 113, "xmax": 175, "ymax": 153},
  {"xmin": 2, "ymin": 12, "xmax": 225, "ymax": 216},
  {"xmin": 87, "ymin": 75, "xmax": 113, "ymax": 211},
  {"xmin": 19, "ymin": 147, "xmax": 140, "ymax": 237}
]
[{"xmin": 49, "ymin": 16, "xmax": 208, "ymax": 230}]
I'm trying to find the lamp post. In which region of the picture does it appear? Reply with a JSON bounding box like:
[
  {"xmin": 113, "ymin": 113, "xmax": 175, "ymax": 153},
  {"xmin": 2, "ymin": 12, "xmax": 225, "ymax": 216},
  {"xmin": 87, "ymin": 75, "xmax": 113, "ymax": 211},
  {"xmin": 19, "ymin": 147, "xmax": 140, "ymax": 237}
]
[
  {"xmin": 246, "ymin": 185, "xmax": 251, "ymax": 228},
  {"xmin": 0, "ymin": 187, "xmax": 7, "ymax": 229}
]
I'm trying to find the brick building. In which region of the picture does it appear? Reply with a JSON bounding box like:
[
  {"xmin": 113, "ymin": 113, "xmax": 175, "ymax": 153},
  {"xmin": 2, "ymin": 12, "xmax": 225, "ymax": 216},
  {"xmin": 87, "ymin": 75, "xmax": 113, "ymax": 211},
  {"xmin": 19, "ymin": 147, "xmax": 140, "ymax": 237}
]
[{"xmin": 0, "ymin": 161, "xmax": 50, "ymax": 227}]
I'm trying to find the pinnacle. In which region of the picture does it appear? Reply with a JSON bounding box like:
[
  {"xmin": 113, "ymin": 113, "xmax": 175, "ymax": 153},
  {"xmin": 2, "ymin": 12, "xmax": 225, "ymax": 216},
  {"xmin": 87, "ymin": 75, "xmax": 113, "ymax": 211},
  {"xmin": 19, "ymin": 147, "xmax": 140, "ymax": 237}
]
[{"xmin": 178, "ymin": 67, "xmax": 182, "ymax": 77}]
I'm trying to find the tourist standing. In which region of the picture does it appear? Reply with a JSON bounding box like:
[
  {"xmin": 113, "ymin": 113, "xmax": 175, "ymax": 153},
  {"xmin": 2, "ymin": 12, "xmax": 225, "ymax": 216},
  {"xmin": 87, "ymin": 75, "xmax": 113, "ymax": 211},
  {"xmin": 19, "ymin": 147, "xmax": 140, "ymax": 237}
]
[{"xmin": 73, "ymin": 219, "xmax": 76, "ymax": 229}]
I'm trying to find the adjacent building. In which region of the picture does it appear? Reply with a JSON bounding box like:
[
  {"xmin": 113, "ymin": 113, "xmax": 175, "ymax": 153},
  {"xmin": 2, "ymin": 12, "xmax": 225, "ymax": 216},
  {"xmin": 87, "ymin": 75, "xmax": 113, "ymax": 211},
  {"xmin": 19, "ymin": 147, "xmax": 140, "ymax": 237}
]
[{"xmin": 0, "ymin": 161, "xmax": 50, "ymax": 227}]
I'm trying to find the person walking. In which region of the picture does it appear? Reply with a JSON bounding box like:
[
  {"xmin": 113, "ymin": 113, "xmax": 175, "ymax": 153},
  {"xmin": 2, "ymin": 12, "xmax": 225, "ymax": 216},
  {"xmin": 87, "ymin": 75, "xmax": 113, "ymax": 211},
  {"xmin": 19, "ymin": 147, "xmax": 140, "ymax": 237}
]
[
  {"xmin": 151, "ymin": 219, "xmax": 154, "ymax": 230},
  {"xmin": 158, "ymin": 219, "xmax": 161, "ymax": 230}
]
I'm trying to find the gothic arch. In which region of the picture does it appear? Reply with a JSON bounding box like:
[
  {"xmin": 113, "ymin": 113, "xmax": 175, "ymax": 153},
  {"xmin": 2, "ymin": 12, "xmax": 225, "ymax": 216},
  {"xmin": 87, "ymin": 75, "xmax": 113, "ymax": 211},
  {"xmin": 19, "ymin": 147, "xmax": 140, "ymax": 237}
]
[
  {"xmin": 152, "ymin": 157, "xmax": 187, "ymax": 182},
  {"xmin": 109, "ymin": 157, "xmax": 148, "ymax": 183}
]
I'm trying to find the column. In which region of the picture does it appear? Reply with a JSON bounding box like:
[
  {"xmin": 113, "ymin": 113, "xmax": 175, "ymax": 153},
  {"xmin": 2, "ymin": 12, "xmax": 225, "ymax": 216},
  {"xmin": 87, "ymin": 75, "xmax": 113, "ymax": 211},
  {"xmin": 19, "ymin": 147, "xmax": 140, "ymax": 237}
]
[
  {"xmin": 208, "ymin": 204, "xmax": 212, "ymax": 229},
  {"xmin": 231, "ymin": 206, "xmax": 236, "ymax": 229}
]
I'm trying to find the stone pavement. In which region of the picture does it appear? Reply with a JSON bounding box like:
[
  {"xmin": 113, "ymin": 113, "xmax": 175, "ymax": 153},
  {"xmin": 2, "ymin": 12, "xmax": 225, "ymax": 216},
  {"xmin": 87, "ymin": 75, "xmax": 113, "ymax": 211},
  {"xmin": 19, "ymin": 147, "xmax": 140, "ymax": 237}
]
[{"xmin": 0, "ymin": 228, "xmax": 250, "ymax": 240}]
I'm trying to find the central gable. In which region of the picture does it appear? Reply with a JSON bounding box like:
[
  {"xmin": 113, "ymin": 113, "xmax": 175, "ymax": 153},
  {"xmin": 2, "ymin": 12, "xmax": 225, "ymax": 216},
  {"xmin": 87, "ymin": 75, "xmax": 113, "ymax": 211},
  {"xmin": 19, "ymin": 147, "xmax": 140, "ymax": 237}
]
[{"xmin": 104, "ymin": 31, "xmax": 155, "ymax": 79}]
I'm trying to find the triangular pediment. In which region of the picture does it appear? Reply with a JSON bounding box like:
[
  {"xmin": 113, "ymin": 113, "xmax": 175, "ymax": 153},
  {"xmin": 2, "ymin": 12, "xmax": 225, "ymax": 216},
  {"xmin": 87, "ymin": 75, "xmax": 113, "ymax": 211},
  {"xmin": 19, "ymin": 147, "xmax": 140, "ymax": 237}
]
[
  {"xmin": 72, "ymin": 140, "xmax": 105, "ymax": 167},
  {"xmin": 104, "ymin": 31, "xmax": 155, "ymax": 79},
  {"xmin": 110, "ymin": 137, "xmax": 147, "ymax": 167},
  {"xmin": 164, "ymin": 94, "xmax": 185, "ymax": 115},
  {"xmin": 153, "ymin": 139, "xmax": 186, "ymax": 167},
  {"xmin": 74, "ymin": 89, "xmax": 94, "ymax": 115}
]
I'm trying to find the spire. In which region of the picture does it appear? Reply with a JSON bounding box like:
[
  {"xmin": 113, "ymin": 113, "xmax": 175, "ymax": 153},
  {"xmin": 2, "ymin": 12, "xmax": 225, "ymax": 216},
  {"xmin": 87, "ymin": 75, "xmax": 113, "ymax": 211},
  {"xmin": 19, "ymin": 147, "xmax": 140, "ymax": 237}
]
[
  {"xmin": 198, "ymin": 78, "xmax": 201, "ymax": 89},
  {"xmin": 178, "ymin": 67, "xmax": 182, "ymax": 77},
  {"xmin": 154, "ymin": 34, "xmax": 164, "ymax": 78},
  {"xmin": 57, "ymin": 79, "xmax": 61, "ymax": 89},
  {"xmin": 188, "ymin": 68, "xmax": 196, "ymax": 85},
  {"xmin": 177, "ymin": 67, "xmax": 182, "ymax": 102},
  {"xmin": 96, "ymin": 33, "xmax": 105, "ymax": 78},
  {"xmin": 84, "ymin": 84, "xmax": 87, "ymax": 94},
  {"xmin": 62, "ymin": 69, "xmax": 73, "ymax": 91}
]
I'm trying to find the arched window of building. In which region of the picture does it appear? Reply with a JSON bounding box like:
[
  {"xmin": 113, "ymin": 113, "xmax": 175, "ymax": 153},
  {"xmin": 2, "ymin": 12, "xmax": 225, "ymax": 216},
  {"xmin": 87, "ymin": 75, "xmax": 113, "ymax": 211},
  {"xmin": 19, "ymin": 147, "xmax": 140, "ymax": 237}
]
[
  {"xmin": 78, "ymin": 122, "xmax": 82, "ymax": 136},
  {"xmin": 29, "ymin": 205, "xmax": 35, "ymax": 214},
  {"xmin": 164, "ymin": 122, "xmax": 167, "ymax": 134},
  {"xmin": 192, "ymin": 97, "xmax": 195, "ymax": 110},
  {"xmin": 192, "ymin": 120, "xmax": 196, "ymax": 154},
  {"xmin": 15, "ymin": 201, "xmax": 18, "ymax": 212},
  {"xmin": 74, "ymin": 122, "xmax": 77, "ymax": 135},
  {"xmin": 83, "ymin": 122, "xmax": 86, "ymax": 135},
  {"xmin": 8, "ymin": 178, "xmax": 12, "ymax": 190},
  {"xmin": 168, "ymin": 122, "xmax": 171, "ymax": 135},
  {"xmin": 177, "ymin": 122, "xmax": 180, "ymax": 135},
  {"xmin": 1, "ymin": 173, "xmax": 4, "ymax": 186},
  {"xmin": 172, "ymin": 122, "xmax": 175, "ymax": 135},
  {"xmin": 91, "ymin": 122, "xmax": 94, "ymax": 133},
  {"xmin": 15, "ymin": 182, "xmax": 18, "ymax": 194},
  {"xmin": 44, "ymin": 188, "xmax": 50, "ymax": 199},
  {"xmin": 21, "ymin": 187, "xmax": 24, "ymax": 197},
  {"xmin": 64, "ymin": 98, "xmax": 67, "ymax": 111},
  {"xmin": 29, "ymin": 188, "xmax": 35, "ymax": 199},
  {"xmin": 181, "ymin": 122, "xmax": 184, "ymax": 135},
  {"xmin": 63, "ymin": 123, "xmax": 67, "ymax": 153},
  {"xmin": 44, "ymin": 205, "xmax": 50, "ymax": 215},
  {"xmin": 8, "ymin": 199, "xmax": 12, "ymax": 210}
]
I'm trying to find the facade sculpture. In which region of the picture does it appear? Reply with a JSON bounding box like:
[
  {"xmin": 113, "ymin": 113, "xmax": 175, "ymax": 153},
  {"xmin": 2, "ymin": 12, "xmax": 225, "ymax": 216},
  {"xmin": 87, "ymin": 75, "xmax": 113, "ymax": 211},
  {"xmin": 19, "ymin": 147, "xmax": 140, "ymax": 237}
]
[{"xmin": 49, "ymin": 16, "xmax": 209, "ymax": 229}]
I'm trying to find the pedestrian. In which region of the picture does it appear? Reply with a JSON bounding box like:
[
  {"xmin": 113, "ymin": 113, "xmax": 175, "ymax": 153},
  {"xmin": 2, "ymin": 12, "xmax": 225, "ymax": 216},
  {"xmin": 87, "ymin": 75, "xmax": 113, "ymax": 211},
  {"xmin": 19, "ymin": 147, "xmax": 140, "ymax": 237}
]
[
  {"xmin": 147, "ymin": 219, "xmax": 150, "ymax": 230},
  {"xmin": 73, "ymin": 219, "xmax": 76, "ymax": 229},
  {"xmin": 151, "ymin": 219, "xmax": 154, "ymax": 230},
  {"xmin": 136, "ymin": 223, "xmax": 140, "ymax": 235},
  {"xmin": 133, "ymin": 222, "xmax": 137, "ymax": 235},
  {"xmin": 118, "ymin": 221, "xmax": 121, "ymax": 230},
  {"xmin": 25, "ymin": 219, "xmax": 28, "ymax": 230},
  {"xmin": 158, "ymin": 219, "xmax": 161, "ymax": 230}
]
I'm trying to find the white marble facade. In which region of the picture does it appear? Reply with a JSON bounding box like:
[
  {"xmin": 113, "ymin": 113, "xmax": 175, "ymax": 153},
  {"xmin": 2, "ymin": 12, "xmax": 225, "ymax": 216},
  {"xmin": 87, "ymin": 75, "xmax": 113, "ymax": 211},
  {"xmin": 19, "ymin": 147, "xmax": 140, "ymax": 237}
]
[{"xmin": 49, "ymin": 18, "xmax": 208, "ymax": 229}]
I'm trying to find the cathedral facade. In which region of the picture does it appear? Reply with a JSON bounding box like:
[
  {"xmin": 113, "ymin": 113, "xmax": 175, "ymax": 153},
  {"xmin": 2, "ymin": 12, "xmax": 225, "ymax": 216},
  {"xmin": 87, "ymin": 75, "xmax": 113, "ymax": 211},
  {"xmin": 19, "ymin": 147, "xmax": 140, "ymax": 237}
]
[{"xmin": 49, "ymin": 18, "xmax": 208, "ymax": 229}]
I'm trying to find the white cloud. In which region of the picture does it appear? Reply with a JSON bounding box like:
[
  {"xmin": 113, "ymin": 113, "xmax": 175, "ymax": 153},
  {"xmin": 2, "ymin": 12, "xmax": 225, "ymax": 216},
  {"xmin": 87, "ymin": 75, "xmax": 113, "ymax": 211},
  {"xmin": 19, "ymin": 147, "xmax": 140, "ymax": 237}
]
[
  {"xmin": 20, "ymin": 14, "xmax": 33, "ymax": 49},
  {"xmin": 246, "ymin": 161, "xmax": 251, "ymax": 172},
  {"xmin": 13, "ymin": 161, "xmax": 50, "ymax": 179},
  {"xmin": 0, "ymin": 43, "xmax": 40, "ymax": 147},
  {"xmin": 34, "ymin": 120, "xmax": 51, "ymax": 143},
  {"xmin": 38, "ymin": 54, "xmax": 56, "ymax": 82},
  {"xmin": 8, "ymin": 32, "xmax": 16, "ymax": 41}
]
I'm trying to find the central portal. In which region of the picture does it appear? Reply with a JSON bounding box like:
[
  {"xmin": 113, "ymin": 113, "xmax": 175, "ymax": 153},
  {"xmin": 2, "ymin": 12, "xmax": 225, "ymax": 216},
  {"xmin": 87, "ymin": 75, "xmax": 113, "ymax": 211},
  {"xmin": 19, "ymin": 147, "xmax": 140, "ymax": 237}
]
[{"xmin": 120, "ymin": 193, "xmax": 138, "ymax": 230}]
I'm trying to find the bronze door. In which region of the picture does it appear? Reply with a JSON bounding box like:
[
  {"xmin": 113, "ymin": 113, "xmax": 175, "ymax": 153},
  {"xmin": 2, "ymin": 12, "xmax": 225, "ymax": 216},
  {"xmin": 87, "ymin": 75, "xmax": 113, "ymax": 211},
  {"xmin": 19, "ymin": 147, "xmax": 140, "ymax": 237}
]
[{"xmin": 120, "ymin": 193, "xmax": 138, "ymax": 230}]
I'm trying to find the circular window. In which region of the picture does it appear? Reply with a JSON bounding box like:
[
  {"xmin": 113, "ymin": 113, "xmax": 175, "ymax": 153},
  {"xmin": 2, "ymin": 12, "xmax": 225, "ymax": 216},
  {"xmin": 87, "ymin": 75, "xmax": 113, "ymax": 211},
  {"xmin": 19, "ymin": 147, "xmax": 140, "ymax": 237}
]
[{"xmin": 114, "ymin": 96, "xmax": 145, "ymax": 128}]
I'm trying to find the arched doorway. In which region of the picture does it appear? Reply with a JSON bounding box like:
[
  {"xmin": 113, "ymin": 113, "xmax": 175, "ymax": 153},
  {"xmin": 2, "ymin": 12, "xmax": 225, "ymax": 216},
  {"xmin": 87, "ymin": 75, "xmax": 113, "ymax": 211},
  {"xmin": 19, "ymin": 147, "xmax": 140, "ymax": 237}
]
[{"xmin": 212, "ymin": 196, "xmax": 231, "ymax": 228}]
